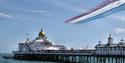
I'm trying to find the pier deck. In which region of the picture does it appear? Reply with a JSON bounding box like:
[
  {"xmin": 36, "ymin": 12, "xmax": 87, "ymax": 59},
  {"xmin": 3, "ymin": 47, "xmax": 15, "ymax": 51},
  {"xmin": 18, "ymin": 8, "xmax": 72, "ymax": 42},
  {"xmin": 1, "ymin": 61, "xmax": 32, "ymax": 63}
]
[{"xmin": 11, "ymin": 50, "xmax": 125, "ymax": 63}]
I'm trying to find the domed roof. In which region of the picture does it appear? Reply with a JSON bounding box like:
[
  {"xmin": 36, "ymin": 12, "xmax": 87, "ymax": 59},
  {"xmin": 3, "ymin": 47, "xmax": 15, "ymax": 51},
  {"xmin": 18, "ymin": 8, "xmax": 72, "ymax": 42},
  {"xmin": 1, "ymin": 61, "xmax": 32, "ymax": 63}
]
[
  {"xmin": 39, "ymin": 29, "xmax": 45, "ymax": 37},
  {"xmin": 108, "ymin": 34, "xmax": 113, "ymax": 39}
]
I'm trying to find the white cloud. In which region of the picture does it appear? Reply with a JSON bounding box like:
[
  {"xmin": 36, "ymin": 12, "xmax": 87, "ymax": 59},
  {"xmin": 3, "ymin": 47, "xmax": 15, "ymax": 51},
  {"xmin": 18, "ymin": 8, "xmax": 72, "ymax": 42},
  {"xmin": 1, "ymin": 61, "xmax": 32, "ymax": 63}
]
[
  {"xmin": 110, "ymin": 15, "xmax": 125, "ymax": 22},
  {"xmin": 114, "ymin": 28, "xmax": 125, "ymax": 34},
  {"xmin": 51, "ymin": 1, "xmax": 86, "ymax": 13},
  {"xmin": 44, "ymin": 13, "xmax": 53, "ymax": 16},
  {"xmin": 108, "ymin": 10, "xmax": 125, "ymax": 22},
  {"xmin": 28, "ymin": 10, "xmax": 47, "ymax": 14},
  {"xmin": 0, "ymin": 12, "xmax": 12, "ymax": 18},
  {"xmin": 28, "ymin": 9, "xmax": 53, "ymax": 16}
]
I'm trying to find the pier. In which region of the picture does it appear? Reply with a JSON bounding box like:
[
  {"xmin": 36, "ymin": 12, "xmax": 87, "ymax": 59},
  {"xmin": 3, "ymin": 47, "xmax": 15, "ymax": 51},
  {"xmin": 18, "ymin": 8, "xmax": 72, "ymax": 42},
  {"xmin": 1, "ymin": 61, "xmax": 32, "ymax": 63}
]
[
  {"xmin": 12, "ymin": 50, "xmax": 125, "ymax": 63},
  {"xmin": 4, "ymin": 29, "xmax": 124, "ymax": 63}
]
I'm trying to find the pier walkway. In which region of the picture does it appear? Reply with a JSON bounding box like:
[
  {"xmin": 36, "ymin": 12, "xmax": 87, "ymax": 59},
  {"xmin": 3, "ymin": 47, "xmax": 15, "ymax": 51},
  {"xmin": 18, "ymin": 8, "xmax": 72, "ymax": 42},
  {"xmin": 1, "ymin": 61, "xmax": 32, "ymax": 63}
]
[{"xmin": 12, "ymin": 50, "xmax": 125, "ymax": 63}]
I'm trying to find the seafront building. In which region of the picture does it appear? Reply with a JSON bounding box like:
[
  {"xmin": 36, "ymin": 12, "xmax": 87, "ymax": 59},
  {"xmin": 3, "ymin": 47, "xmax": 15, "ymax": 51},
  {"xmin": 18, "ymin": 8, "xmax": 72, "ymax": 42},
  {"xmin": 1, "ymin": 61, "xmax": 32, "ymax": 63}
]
[
  {"xmin": 18, "ymin": 28, "xmax": 66, "ymax": 52},
  {"xmin": 95, "ymin": 34, "xmax": 125, "ymax": 55}
]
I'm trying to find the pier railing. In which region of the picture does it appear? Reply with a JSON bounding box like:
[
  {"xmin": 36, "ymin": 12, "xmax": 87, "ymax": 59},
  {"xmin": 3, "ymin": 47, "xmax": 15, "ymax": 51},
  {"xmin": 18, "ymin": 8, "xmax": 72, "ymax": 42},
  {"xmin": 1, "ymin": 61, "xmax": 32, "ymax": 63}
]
[
  {"xmin": 13, "ymin": 49, "xmax": 125, "ymax": 56},
  {"xmin": 13, "ymin": 49, "xmax": 95, "ymax": 55}
]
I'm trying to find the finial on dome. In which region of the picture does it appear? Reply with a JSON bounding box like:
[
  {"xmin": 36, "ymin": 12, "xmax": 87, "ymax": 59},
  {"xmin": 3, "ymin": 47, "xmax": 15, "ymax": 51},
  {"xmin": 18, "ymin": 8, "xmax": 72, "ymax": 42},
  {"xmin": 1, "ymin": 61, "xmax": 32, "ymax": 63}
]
[
  {"xmin": 109, "ymin": 34, "xmax": 112, "ymax": 37},
  {"xmin": 41, "ymin": 28, "xmax": 43, "ymax": 32},
  {"xmin": 121, "ymin": 38, "xmax": 124, "ymax": 42}
]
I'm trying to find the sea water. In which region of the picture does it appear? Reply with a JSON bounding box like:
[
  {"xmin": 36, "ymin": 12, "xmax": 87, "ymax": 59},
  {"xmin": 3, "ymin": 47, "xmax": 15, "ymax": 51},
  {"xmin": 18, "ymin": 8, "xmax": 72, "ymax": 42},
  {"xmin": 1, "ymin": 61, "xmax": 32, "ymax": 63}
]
[{"xmin": 0, "ymin": 53, "xmax": 60, "ymax": 63}]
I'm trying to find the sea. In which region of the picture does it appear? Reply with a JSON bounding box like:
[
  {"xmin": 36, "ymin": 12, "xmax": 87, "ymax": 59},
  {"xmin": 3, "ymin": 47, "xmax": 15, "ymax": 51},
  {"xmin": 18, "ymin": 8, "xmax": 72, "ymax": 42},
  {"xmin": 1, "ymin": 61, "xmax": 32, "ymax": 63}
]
[{"xmin": 0, "ymin": 53, "xmax": 60, "ymax": 63}]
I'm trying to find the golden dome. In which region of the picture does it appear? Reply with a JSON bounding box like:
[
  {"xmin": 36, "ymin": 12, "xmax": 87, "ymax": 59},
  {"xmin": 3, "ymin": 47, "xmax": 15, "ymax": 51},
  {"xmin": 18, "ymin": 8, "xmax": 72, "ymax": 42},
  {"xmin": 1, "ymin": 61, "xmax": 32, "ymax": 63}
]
[{"xmin": 39, "ymin": 29, "xmax": 45, "ymax": 37}]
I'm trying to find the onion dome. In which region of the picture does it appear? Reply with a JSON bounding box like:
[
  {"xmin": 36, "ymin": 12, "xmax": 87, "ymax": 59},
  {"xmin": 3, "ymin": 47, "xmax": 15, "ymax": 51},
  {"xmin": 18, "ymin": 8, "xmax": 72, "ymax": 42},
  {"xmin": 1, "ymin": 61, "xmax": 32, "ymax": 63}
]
[
  {"xmin": 107, "ymin": 34, "xmax": 113, "ymax": 46},
  {"xmin": 98, "ymin": 40, "xmax": 102, "ymax": 45},
  {"xmin": 39, "ymin": 28, "xmax": 45, "ymax": 37},
  {"xmin": 108, "ymin": 34, "xmax": 112, "ymax": 40}
]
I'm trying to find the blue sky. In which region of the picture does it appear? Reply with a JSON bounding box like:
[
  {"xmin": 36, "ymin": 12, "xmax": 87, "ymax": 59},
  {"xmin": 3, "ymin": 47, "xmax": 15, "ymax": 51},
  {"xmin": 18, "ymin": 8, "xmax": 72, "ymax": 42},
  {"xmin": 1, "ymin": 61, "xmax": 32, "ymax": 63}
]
[{"xmin": 0, "ymin": 0, "xmax": 125, "ymax": 53}]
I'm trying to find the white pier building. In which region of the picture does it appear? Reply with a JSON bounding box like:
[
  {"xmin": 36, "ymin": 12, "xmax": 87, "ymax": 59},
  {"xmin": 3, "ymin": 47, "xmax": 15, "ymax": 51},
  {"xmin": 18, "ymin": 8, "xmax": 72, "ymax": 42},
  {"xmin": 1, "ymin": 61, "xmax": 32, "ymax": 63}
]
[
  {"xmin": 18, "ymin": 28, "xmax": 66, "ymax": 52},
  {"xmin": 95, "ymin": 34, "xmax": 125, "ymax": 55}
]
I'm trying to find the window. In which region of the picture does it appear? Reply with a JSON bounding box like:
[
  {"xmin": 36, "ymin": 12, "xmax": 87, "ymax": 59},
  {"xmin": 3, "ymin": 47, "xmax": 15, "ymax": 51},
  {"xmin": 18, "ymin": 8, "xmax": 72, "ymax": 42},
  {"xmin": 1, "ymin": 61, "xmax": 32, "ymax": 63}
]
[
  {"xmin": 110, "ymin": 47, "xmax": 112, "ymax": 51},
  {"xmin": 114, "ymin": 47, "xmax": 116, "ymax": 51},
  {"xmin": 118, "ymin": 47, "xmax": 121, "ymax": 51},
  {"xmin": 123, "ymin": 47, "xmax": 125, "ymax": 51}
]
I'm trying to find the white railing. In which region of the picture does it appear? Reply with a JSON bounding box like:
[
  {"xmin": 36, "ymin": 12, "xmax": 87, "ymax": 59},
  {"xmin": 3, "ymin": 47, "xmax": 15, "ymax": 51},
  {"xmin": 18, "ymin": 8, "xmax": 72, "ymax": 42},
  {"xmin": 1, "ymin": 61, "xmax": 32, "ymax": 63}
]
[{"xmin": 95, "ymin": 51, "xmax": 125, "ymax": 55}]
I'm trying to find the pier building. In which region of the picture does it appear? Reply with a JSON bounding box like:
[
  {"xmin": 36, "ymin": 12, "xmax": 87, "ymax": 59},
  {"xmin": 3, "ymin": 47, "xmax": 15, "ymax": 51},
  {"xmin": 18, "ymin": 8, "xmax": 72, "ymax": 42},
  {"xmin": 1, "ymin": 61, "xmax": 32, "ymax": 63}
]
[
  {"xmin": 18, "ymin": 28, "xmax": 66, "ymax": 52},
  {"xmin": 95, "ymin": 34, "xmax": 125, "ymax": 55}
]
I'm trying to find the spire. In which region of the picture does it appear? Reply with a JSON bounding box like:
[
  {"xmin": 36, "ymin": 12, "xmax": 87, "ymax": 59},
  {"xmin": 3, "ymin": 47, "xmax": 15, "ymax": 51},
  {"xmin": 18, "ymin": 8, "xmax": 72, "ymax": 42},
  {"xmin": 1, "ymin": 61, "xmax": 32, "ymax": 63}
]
[
  {"xmin": 120, "ymin": 34, "xmax": 125, "ymax": 42},
  {"xmin": 98, "ymin": 34, "xmax": 102, "ymax": 45},
  {"xmin": 25, "ymin": 33, "xmax": 30, "ymax": 42},
  {"xmin": 40, "ymin": 28, "xmax": 43, "ymax": 32},
  {"xmin": 120, "ymin": 38, "xmax": 125, "ymax": 43},
  {"xmin": 121, "ymin": 38, "xmax": 124, "ymax": 41},
  {"xmin": 108, "ymin": 34, "xmax": 113, "ymax": 44},
  {"xmin": 109, "ymin": 34, "xmax": 111, "ymax": 37}
]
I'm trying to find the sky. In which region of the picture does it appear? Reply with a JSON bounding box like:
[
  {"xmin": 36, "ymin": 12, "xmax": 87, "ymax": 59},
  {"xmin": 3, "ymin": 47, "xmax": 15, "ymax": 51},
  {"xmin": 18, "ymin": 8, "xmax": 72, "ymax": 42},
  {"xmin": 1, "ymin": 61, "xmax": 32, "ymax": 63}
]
[{"xmin": 0, "ymin": 0, "xmax": 125, "ymax": 53}]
